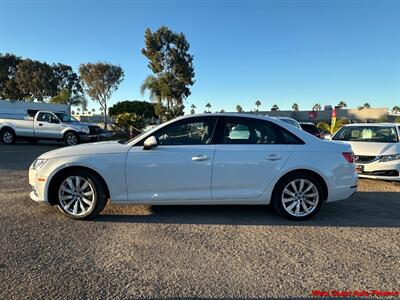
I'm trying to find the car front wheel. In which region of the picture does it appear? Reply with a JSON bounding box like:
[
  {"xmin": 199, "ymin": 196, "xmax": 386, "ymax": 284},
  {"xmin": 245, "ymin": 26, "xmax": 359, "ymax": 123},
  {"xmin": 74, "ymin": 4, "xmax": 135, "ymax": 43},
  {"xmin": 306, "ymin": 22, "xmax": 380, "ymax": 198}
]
[
  {"xmin": 56, "ymin": 170, "xmax": 107, "ymax": 219},
  {"xmin": 273, "ymin": 172, "xmax": 323, "ymax": 221},
  {"xmin": 64, "ymin": 132, "xmax": 79, "ymax": 146}
]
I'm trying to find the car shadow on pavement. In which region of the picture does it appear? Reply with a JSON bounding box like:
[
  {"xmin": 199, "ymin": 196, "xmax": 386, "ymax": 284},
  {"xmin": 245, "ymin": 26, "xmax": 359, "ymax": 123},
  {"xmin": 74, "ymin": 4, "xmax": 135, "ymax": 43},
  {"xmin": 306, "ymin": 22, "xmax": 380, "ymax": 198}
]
[{"xmin": 95, "ymin": 192, "xmax": 400, "ymax": 228}]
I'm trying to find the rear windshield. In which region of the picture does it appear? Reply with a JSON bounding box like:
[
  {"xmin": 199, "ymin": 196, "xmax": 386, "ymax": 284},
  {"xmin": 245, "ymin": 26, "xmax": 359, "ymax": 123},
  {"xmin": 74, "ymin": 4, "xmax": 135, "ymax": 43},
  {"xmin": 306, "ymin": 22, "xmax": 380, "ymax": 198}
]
[
  {"xmin": 300, "ymin": 124, "xmax": 319, "ymax": 134},
  {"xmin": 333, "ymin": 126, "xmax": 398, "ymax": 143}
]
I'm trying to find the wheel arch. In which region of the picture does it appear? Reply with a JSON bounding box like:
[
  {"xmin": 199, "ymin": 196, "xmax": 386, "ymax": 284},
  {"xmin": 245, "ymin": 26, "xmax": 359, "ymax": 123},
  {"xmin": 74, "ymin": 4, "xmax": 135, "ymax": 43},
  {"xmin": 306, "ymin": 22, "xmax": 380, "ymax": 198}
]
[
  {"xmin": 47, "ymin": 166, "xmax": 110, "ymax": 205},
  {"xmin": 271, "ymin": 169, "xmax": 328, "ymax": 202},
  {"xmin": 0, "ymin": 125, "xmax": 16, "ymax": 134}
]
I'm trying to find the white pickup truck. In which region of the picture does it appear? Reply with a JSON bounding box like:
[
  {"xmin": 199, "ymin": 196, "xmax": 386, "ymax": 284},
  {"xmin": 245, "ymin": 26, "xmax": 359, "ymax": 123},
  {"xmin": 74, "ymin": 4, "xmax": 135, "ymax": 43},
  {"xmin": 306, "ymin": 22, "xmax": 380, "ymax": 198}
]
[{"xmin": 0, "ymin": 101, "xmax": 102, "ymax": 145}]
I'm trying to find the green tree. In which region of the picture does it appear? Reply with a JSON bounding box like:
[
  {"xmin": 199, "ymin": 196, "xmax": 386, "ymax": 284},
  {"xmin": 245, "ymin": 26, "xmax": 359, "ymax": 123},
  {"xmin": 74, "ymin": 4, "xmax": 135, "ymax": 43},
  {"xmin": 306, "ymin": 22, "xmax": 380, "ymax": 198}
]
[
  {"xmin": 0, "ymin": 53, "xmax": 28, "ymax": 100},
  {"xmin": 255, "ymin": 100, "xmax": 261, "ymax": 111},
  {"xmin": 51, "ymin": 63, "xmax": 85, "ymax": 106},
  {"xmin": 312, "ymin": 103, "xmax": 322, "ymax": 111},
  {"xmin": 271, "ymin": 104, "xmax": 279, "ymax": 111},
  {"xmin": 116, "ymin": 112, "xmax": 145, "ymax": 134},
  {"xmin": 292, "ymin": 103, "xmax": 299, "ymax": 111},
  {"xmin": 109, "ymin": 100, "xmax": 156, "ymax": 119},
  {"xmin": 317, "ymin": 119, "xmax": 347, "ymax": 135},
  {"xmin": 392, "ymin": 106, "xmax": 400, "ymax": 114},
  {"xmin": 79, "ymin": 62, "xmax": 124, "ymax": 129},
  {"xmin": 190, "ymin": 104, "xmax": 196, "ymax": 114},
  {"xmin": 141, "ymin": 26, "xmax": 195, "ymax": 120},
  {"xmin": 363, "ymin": 102, "xmax": 371, "ymax": 109},
  {"xmin": 236, "ymin": 105, "xmax": 243, "ymax": 113},
  {"xmin": 16, "ymin": 59, "xmax": 56, "ymax": 101},
  {"xmin": 337, "ymin": 100, "xmax": 347, "ymax": 109},
  {"xmin": 206, "ymin": 102, "xmax": 211, "ymax": 112}
]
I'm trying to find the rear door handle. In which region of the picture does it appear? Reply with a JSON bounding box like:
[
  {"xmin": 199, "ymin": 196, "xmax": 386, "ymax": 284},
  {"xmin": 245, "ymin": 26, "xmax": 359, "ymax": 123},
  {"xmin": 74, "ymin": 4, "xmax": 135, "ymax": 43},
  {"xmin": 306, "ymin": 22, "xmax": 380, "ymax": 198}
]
[
  {"xmin": 192, "ymin": 155, "xmax": 209, "ymax": 161},
  {"xmin": 266, "ymin": 154, "xmax": 282, "ymax": 161}
]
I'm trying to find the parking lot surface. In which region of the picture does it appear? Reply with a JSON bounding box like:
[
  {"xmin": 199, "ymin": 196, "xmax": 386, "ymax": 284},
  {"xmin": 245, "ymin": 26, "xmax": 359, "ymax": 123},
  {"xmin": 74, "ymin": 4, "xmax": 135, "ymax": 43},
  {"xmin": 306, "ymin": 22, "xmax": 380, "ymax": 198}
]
[{"xmin": 0, "ymin": 143, "xmax": 399, "ymax": 299}]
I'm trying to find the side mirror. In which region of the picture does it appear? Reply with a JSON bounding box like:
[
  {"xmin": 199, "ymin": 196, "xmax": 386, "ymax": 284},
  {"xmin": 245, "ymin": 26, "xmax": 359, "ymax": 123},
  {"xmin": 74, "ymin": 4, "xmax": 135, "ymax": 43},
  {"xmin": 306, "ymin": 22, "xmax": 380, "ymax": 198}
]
[{"xmin": 143, "ymin": 136, "xmax": 157, "ymax": 150}]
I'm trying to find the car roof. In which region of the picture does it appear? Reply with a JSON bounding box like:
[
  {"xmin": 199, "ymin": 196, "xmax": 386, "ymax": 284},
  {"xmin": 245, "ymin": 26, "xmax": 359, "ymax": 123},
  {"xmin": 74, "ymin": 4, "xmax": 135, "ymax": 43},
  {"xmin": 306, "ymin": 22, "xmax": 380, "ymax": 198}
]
[
  {"xmin": 343, "ymin": 123, "xmax": 400, "ymax": 127},
  {"xmin": 176, "ymin": 112, "xmax": 277, "ymax": 121}
]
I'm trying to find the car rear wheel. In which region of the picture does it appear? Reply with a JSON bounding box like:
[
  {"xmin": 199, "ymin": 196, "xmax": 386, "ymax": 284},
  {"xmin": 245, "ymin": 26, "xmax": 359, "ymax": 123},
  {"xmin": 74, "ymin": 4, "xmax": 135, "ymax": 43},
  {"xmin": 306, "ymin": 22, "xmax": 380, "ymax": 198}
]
[
  {"xmin": 56, "ymin": 170, "xmax": 107, "ymax": 219},
  {"xmin": 1, "ymin": 128, "xmax": 17, "ymax": 144},
  {"xmin": 64, "ymin": 132, "xmax": 79, "ymax": 146},
  {"xmin": 273, "ymin": 172, "xmax": 323, "ymax": 221}
]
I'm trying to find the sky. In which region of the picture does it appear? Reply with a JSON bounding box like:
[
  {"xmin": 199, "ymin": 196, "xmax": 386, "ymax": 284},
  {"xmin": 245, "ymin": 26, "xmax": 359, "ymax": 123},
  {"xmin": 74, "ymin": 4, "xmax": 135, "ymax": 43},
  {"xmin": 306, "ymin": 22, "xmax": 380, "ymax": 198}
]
[{"xmin": 0, "ymin": 0, "xmax": 399, "ymax": 113}]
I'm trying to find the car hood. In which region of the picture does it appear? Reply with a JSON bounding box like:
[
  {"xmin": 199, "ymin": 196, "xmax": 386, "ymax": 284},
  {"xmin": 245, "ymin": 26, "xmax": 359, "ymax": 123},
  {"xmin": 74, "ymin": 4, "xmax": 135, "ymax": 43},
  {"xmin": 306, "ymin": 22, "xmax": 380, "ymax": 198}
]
[
  {"xmin": 40, "ymin": 141, "xmax": 129, "ymax": 159},
  {"xmin": 338, "ymin": 141, "xmax": 399, "ymax": 156}
]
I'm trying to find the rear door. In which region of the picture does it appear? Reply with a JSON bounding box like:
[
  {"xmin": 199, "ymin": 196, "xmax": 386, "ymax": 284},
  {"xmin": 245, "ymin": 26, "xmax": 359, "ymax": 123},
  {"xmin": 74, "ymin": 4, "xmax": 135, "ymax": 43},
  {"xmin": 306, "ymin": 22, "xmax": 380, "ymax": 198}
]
[
  {"xmin": 34, "ymin": 112, "xmax": 62, "ymax": 138},
  {"xmin": 212, "ymin": 117, "xmax": 299, "ymax": 202}
]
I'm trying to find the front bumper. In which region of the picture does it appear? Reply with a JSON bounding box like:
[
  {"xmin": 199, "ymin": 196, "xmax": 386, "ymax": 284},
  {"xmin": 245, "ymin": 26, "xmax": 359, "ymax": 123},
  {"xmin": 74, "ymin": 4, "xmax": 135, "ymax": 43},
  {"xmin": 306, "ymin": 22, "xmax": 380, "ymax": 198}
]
[
  {"xmin": 356, "ymin": 160, "xmax": 400, "ymax": 182},
  {"xmin": 78, "ymin": 133, "xmax": 100, "ymax": 142},
  {"xmin": 29, "ymin": 167, "xmax": 47, "ymax": 203}
]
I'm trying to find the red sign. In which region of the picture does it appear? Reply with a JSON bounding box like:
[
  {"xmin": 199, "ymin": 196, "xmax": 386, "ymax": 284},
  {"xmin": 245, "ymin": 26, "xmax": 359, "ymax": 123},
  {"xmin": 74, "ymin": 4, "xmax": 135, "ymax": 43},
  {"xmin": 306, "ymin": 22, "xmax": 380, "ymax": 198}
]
[{"xmin": 308, "ymin": 111, "xmax": 317, "ymax": 119}]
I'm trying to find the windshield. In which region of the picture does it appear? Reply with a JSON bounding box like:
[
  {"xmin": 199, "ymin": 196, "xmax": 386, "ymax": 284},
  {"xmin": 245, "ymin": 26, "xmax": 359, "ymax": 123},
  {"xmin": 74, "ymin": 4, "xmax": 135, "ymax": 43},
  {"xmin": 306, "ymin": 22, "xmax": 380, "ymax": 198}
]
[
  {"xmin": 333, "ymin": 126, "xmax": 399, "ymax": 143},
  {"xmin": 55, "ymin": 113, "xmax": 78, "ymax": 122}
]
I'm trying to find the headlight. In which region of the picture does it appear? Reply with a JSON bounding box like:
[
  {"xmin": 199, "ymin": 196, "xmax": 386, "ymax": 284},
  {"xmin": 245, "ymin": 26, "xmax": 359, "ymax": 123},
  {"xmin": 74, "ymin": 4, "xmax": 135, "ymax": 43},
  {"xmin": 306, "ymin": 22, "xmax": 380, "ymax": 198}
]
[
  {"xmin": 32, "ymin": 159, "xmax": 47, "ymax": 170},
  {"xmin": 380, "ymin": 154, "xmax": 400, "ymax": 162},
  {"xmin": 80, "ymin": 127, "xmax": 90, "ymax": 134}
]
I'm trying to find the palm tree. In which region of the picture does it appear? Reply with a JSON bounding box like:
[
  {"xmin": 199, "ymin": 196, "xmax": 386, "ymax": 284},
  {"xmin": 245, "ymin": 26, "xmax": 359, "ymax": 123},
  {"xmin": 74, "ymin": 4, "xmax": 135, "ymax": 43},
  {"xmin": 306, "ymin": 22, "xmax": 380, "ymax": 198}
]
[
  {"xmin": 236, "ymin": 105, "xmax": 243, "ymax": 113},
  {"xmin": 190, "ymin": 104, "xmax": 196, "ymax": 114},
  {"xmin": 271, "ymin": 104, "xmax": 279, "ymax": 111},
  {"xmin": 220, "ymin": 109, "xmax": 225, "ymax": 113},
  {"xmin": 92, "ymin": 108, "xmax": 96, "ymax": 114},
  {"xmin": 255, "ymin": 100, "xmax": 261, "ymax": 111},
  {"xmin": 99, "ymin": 107, "xmax": 104, "ymax": 115},
  {"xmin": 76, "ymin": 107, "xmax": 81, "ymax": 115},
  {"xmin": 292, "ymin": 103, "xmax": 299, "ymax": 111},
  {"xmin": 312, "ymin": 103, "xmax": 322, "ymax": 111},
  {"xmin": 391, "ymin": 106, "xmax": 400, "ymax": 114},
  {"xmin": 317, "ymin": 119, "xmax": 347, "ymax": 135},
  {"xmin": 140, "ymin": 75, "xmax": 164, "ymax": 106},
  {"xmin": 337, "ymin": 101, "xmax": 347, "ymax": 109},
  {"xmin": 363, "ymin": 102, "xmax": 371, "ymax": 109},
  {"xmin": 205, "ymin": 102, "xmax": 212, "ymax": 113}
]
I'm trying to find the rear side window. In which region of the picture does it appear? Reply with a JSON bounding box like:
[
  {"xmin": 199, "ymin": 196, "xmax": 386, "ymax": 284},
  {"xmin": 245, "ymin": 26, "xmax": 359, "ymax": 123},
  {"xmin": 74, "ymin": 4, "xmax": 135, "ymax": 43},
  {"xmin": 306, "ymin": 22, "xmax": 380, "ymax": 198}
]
[
  {"xmin": 221, "ymin": 117, "xmax": 304, "ymax": 145},
  {"xmin": 301, "ymin": 124, "xmax": 319, "ymax": 134}
]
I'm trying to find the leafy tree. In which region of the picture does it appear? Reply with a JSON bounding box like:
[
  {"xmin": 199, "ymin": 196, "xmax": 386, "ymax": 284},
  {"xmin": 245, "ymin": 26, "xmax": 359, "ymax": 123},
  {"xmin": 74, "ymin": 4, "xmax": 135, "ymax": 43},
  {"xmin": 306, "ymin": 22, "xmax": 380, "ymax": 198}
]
[
  {"xmin": 271, "ymin": 104, "xmax": 279, "ymax": 111},
  {"xmin": 220, "ymin": 109, "xmax": 225, "ymax": 113},
  {"xmin": 92, "ymin": 108, "xmax": 96, "ymax": 113},
  {"xmin": 109, "ymin": 100, "xmax": 156, "ymax": 120},
  {"xmin": 206, "ymin": 102, "xmax": 211, "ymax": 112},
  {"xmin": 79, "ymin": 62, "xmax": 124, "ymax": 129},
  {"xmin": 317, "ymin": 119, "xmax": 347, "ymax": 135},
  {"xmin": 116, "ymin": 112, "xmax": 145, "ymax": 134},
  {"xmin": 312, "ymin": 103, "xmax": 322, "ymax": 111},
  {"xmin": 16, "ymin": 59, "xmax": 56, "ymax": 101},
  {"xmin": 141, "ymin": 26, "xmax": 195, "ymax": 120},
  {"xmin": 392, "ymin": 106, "xmax": 400, "ymax": 114},
  {"xmin": 190, "ymin": 104, "xmax": 196, "ymax": 114},
  {"xmin": 395, "ymin": 116, "xmax": 400, "ymax": 123},
  {"xmin": 0, "ymin": 53, "xmax": 28, "ymax": 100},
  {"xmin": 337, "ymin": 100, "xmax": 347, "ymax": 109},
  {"xmin": 363, "ymin": 102, "xmax": 371, "ymax": 109},
  {"xmin": 292, "ymin": 103, "xmax": 299, "ymax": 111},
  {"xmin": 51, "ymin": 63, "xmax": 85, "ymax": 106},
  {"xmin": 236, "ymin": 105, "xmax": 243, "ymax": 113},
  {"xmin": 255, "ymin": 100, "xmax": 261, "ymax": 111}
]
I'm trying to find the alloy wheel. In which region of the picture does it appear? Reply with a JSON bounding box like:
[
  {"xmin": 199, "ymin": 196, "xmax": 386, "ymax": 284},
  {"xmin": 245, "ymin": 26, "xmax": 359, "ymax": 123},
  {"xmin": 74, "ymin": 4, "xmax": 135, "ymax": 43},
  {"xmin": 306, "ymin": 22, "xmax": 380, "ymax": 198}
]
[
  {"xmin": 3, "ymin": 132, "xmax": 13, "ymax": 144},
  {"xmin": 281, "ymin": 179, "xmax": 319, "ymax": 217},
  {"xmin": 66, "ymin": 134, "xmax": 78, "ymax": 145},
  {"xmin": 58, "ymin": 176, "xmax": 95, "ymax": 216}
]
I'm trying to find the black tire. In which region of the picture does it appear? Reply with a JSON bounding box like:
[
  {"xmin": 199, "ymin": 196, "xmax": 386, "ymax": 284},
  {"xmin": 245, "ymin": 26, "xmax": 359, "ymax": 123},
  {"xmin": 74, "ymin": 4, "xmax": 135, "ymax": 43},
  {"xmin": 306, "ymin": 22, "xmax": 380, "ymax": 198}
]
[
  {"xmin": 64, "ymin": 131, "xmax": 79, "ymax": 146},
  {"xmin": 0, "ymin": 128, "xmax": 17, "ymax": 145},
  {"xmin": 272, "ymin": 172, "xmax": 323, "ymax": 221},
  {"xmin": 27, "ymin": 138, "xmax": 39, "ymax": 144},
  {"xmin": 56, "ymin": 170, "xmax": 108, "ymax": 220}
]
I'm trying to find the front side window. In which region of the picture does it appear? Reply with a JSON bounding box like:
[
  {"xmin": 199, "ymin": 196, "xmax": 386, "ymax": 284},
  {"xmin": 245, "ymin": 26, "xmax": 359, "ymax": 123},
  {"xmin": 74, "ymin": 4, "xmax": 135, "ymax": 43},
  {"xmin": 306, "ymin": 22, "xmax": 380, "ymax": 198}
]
[
  {"xmin": 152, "ymin": 117, "xmax": 217, "ymax": 146},
  {"xmin": 222, "ymin": 117, "xmax": 303, "ymax": 144},
  {"xmin": 333, "ymin": 126, "xmax": 398, "ymax": 143}
]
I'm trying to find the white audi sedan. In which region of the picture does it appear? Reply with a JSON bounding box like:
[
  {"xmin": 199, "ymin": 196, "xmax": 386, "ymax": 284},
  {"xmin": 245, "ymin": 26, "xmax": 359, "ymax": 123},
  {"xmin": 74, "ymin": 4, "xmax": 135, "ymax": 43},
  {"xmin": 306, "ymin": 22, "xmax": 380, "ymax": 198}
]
[
  {"xmin": 29, "ymin": 113, "xmax": 358, "ymax": 221},
  {"xmin": 332, "ymin": 123, "xmax": 400, "ymax": 181}
]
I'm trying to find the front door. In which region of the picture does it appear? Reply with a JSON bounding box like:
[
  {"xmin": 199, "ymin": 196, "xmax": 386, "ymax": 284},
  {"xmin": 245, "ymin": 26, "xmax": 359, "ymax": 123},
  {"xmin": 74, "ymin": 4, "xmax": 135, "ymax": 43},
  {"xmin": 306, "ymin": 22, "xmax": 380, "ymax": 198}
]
[
  {"xmin": 126, "ymin": 116, "xmax": 218, "ymax": 203},
  {"xmin": 34, "ymin": 112, "xmax": 61, "ymax": 138}
]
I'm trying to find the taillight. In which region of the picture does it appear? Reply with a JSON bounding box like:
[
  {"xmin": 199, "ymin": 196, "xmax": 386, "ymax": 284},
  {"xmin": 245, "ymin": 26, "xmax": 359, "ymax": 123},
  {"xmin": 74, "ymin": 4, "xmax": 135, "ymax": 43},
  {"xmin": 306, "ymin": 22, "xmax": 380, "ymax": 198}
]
[{"xmin": 342, "ymin": 152, "xmax": 354, "ymax": 163}]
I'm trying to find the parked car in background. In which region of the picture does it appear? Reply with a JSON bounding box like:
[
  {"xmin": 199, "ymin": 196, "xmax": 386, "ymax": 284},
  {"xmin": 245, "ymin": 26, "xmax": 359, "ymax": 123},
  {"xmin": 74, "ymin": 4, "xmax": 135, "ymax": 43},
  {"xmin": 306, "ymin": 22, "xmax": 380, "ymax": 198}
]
[
  {"xmin": 300, "ymin": 122, "xmax": 324, "ymax": 139},
  {"xmin": 29, "ymin": 113, "xmax": 357, "ymax": 221},
  {"xmin": 0, "ymin": 100, "xmax": 102, "ymax": 145},
  {"xmin": 332, "ymin": 123, "xmax": 400, "ymax": 181},
  {"xmin": 275, "ymin": 117, "xmax": 302, "ymax": 129}
]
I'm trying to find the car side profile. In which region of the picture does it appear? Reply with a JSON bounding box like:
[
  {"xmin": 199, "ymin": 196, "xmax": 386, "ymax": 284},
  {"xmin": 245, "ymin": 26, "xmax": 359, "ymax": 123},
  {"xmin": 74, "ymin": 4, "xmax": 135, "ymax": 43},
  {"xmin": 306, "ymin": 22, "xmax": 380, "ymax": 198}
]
[{"xmin": 29, "ymin": 113, "xmax": 358, "ymax": 221}]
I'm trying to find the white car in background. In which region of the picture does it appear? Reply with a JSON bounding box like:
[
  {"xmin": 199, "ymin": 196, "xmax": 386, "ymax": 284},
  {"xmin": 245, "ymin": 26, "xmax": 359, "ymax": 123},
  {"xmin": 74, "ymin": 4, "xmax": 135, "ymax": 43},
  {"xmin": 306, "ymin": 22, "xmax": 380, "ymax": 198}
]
[
  {"xmin": 29, "ymin": 113, "xmax": 358, "ymax": 221},
  {"xmin": 332, "ymin": 123, "xmax": 400, "ymax": 181}
]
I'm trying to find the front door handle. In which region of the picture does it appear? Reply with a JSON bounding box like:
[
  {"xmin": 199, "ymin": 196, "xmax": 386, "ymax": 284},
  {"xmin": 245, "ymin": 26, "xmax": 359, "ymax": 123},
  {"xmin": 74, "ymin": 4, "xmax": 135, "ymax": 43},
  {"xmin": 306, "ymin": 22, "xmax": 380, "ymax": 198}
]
[
  {"xmin": 266, "ymin": 154, "xmax": 282, "ymax": 161},
  {"xmin": 38, "ymin": 123, "xmax": 43, "ymax": 127},
  {"xmin": 192, "ymin": 155, "xmax": 209, "ymax": 161}
]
